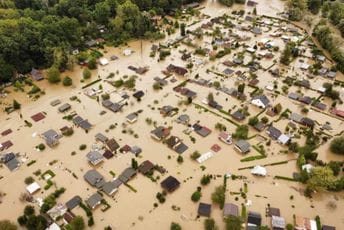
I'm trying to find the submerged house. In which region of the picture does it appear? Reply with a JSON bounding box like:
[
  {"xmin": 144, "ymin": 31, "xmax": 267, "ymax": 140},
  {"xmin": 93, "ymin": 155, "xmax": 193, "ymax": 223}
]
[
  {"xmin": 161, "ymin": 176, "xmax": 180, "ymax": 192},
  {"xmin": 42, "ymin": 129, "xmax": 61, "ymax": 148}
]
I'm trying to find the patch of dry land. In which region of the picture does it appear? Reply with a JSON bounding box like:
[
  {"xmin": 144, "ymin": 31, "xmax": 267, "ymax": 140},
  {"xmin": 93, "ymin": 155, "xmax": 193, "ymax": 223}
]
[{"xmin": 0, "ymin": 0, "xmax": 343, "ymax": 229}]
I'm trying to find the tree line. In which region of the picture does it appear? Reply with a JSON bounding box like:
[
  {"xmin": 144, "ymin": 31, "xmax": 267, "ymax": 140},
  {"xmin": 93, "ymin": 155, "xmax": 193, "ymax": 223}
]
[{"xmin": 0, "ymin": 0, "xmax": 202, "ymax": 84}]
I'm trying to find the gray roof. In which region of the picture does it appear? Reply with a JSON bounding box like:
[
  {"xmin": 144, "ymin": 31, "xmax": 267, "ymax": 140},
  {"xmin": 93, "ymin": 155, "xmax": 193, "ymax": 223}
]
[
  {"xmin": 95, "ymin": 133, "xmax": 108, "ymax": 143},
  {"xmin": 272, "ymin": 215, "xmax": 286, "ymax": 229},
  {"xmin": 267, "ymin": 126, "xmax": 282, "ymax": 139},
  {"xmin": 84, "ymin": 170, "xmax": 105, "ymax": 188},
  {"xmin": 42, "ymin": 129, "xmax": 59, "ymax": 139},
  {"xmin": 79, "ymin": 120, "xmax": 92, "ymax": 130},
  {"xmin": 86, "ymin": 151, "xmax": 104, "ymax": 165},
  {"xmin": 5, "ymin": 157, "xmax": 20, "ymax": 171},
  {"xmin": 177, "ymin": 114, "xmax": 190, "ymax": 123},
  {"xmin": 235, "ymin": 140, "xmax": 251, "ymax": 153},
  {"xmin": 73, "ymin": 116, "xmax": 84, "ymax": 125},
  {"xmin": 118, "ymin": 167, "xmax": 137, "ymax": 183},
  {"xmin": 290, "ymin": 112, "xmax": 303, "ymax": 123},
  {"xmin": 198, "ymin": 203, "xmax": 211, "ymax": 217},
  {"xmin": 102, "ymin": 179, "xmax": 122, "ymax": 195},
  {"xmin": 86, "ymin": 193, "xmax": 102, "ymax": 208},
  {"xmin": 252, "ymin": 95, "xmax": 270, "ymax": 106},
  {"xmin": 175, "ymin": 143, "xmax": 188, "ymax": 154},
  {"xmin": 50, "ymin": 99, "xmax": 61, "ymax": 107},
  {"xmin": 58, "ymin": 103, "xmax": 71, "ymax": 112},
  {"xmin": 130, "ymin": 146, "xmax": 142, "ymax": 155},
  {"xmin": 223, "ymin": 203, "xmax": 239, "ymax": 216},
  {"xmin": 126, "ymin": 113, "xmax": 138, "ymax": 121},
  {"xmin": 288, "ymin": 92, "xmax": 300, "ymax": 100},
  {"xmin": 65, "ymin": 196, "xmax": 82, "ymax": 210}
]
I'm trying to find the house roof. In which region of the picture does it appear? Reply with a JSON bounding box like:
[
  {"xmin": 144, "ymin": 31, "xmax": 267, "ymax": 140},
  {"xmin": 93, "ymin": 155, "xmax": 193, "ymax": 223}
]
[
  {"xmin": 86, "ymin": 193, "xmax": 102, "ymax": 208},
  {"xmin": 133, "ymin": 90, "xmax": 145, "ymax": 99},
  {"xmin": 252, "ymin": 95, "xmax": 270, "ymax": 107},
  {"xmin": 223, "ymin": 203, "xmax": 239, "ymax": 216},
  {"xmin": 130, "ymin": 146, "xmax": 142, "ymax": 155},
  {"xmin": 267, "ymin": 126, "xmax": 282, "ymax": 139},
  {"xmin": 322, "ymin": 225, "xmax": 336, "ymax": 230},
  {"xmin": 102, "ymin": 180, "xmax": 122, "ymax": 195},
  {"xmin": 151, "ymin": 126, "xmax": 170, "ymax": 140},
  {"xmin": 198, "ymin": 203, "xmax": 211, "ymax": 217},
  {"xmin": 84, "ymin": 169, "xmax": 105, "ymax": 188},
  {"xmin": 118, "ymin": 167, "xmax": 136, "ymax": 183},
  {"xmin": 65, "ymin": 196, "xmax": 82, "ymax": 210},
  {"xmin": 175, "ymin": 142, "xmax": 188, "ymax": 154},
  {"xmin": 196, "ymin": 126, "xmax": 212, "ymax": 137},
  {"xmin": 248, "ymin": 211, "xmax": 262, "ymax": 226},
  {"xmin": 268, "ymin": 207, "xmax": 280, "ymax": 217},
  {"xmin": 290, "ymin": 112, "xmax": 303, "ymax": 123},
  {"xmin": 58, "ymin": 103, "xmax": 71, "ymax": 112},
  {"xmin": 86, "ymin": 151, "xmax": 104, "ymax": 165},
  {"xmin": 235, "ymin": 140, "xmax": 250, "ymax": 153},
  {"xmin": 103, "ymin": 149, "xmax": 114, "ymax": 159},
  {"xmin": 138, "ymin": 160, "xmax": 155, "ymax": 174},
  {"xmin": 106, "ymin": 138, "xmax": 120, "ymax": 152},
  {"xmin": 126, "ymin": 113, "xmax": 138, "ymax": 122},
  {"xmin": 79, "ymin": 120, "xmax": 92, "ymax": 130},
  {"xmin": 166, "ymin": 136, "xmax": 181, "ymax": 148},
  {"xmin": 161, "ymin": 176, "xmax": 180, "ymax": 192},
  {"xmin": 272, "ymin": 215, "xmax": 286, "ymax": 229},
  {"xmin": 5, "ymin": 157, "xmax": 20, "ymax": 171},
  {"xmin": 95, "ymin": 133, "xmax": 108, "ymax": 143},
  {"xmin": 231, "ymin": 110, "xmax": 246, "ymax": 120}
]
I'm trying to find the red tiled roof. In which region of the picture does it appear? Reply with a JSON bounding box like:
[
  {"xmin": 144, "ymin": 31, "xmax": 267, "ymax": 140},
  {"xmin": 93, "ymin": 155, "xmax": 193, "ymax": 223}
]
[{"xmin": 31, "ymin": 112, "xmax": 45, "ymax": 122}]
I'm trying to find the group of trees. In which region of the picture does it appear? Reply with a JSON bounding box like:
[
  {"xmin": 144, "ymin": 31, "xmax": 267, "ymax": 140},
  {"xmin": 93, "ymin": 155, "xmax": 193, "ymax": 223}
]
[
  {"xmin": 321, "ymin": 1, "xmax": 344, "ymax": 37},
  {"xmin": 313, "ymin": 21, "xmax": 344, "ymax": 73},
  {"xmin": 0, "ymin": 0, "xmax": 202, "ymax": 84},
  {"xmin": 219, "ymin": 0, "xmax": 246, "ymax": 7}
]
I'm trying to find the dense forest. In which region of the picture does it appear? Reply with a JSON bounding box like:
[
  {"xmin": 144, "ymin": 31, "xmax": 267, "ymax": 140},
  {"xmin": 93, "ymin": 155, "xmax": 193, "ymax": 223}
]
[
  {"xmin": 0, "ymin": 0, "xmax": 201, "ymax": 84},
  {"xmin": 287, "ymin": 0, "xmax": 344, "ymax": 73}
]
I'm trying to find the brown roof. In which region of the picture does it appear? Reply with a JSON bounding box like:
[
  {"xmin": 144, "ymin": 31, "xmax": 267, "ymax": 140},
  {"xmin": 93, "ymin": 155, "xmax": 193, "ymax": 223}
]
[
  {"xmin": 1, "ymin": 129, "xmax": 12, "ymax": 136},
  {"xmin": 106, "ymin": 138, "xmax": 119, "ymax": 152},
  {"xmin": 138, "ymin": 160, "xmax": 154, "ymax": 174},
  {"xmin": 31, "ymin": 112, "xmax": 46, "ymax": 122}
]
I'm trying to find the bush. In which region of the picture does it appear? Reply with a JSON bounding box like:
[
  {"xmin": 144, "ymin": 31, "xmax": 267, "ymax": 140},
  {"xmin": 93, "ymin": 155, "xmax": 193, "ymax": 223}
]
[
  {"xmin": 191, "ymin": 191, "xmax": 201, "ymax": 202},
  {"xmin": 47, "ymin": 67, "xmax": 61, "ymax": 83},
  {"xmin": 83, "ymin": 68, "xmax": 91, "ymax": 79},
  {"xmin": 24, "ymin": 177, "xmax": 34, "ymax": 185},
  {"xmin": 330, "ymin": 136, "xmax": 344, "ymax": 155},
  {"xmin": 177, "ymin": 155, "xmax": 183, "ymax": 163},
  {"xmin": 190, "ymin": 151, "xmax": 201, "ymax": 160},
  {"xmin": 79, "ymin": 144, "xmax": 87, "ymax": 150},
  {"xmin": 62, "ymin": 76, "xmax": 73, "ymax": 86},
  {"xmin": 36, "ymin": 143, "xmax": 46, "ymax": 151},
  {"xmin": 204, "ymin": 218, "xmax": 216, "ymax": 230},
  {"xmin": 200, "ymin": 175, "xmax": 211, "ymax": 185},
  {"xmin": 211, "ymin": 185, "xmax": 225, "ymax": 209},
  {"xmin": 170, "ymin": 222, "xmax": 182, "ymax": 230}
]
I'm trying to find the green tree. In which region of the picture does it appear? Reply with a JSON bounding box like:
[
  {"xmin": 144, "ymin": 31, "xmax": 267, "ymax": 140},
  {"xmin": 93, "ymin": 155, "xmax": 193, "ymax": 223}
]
[
  {"xmin": 88, "ymin": 58, "xmax": 97, "ymax": 70},
  {"xmin": 0, "ymin": 58, "xmax": 15, "ymax": 83},
  {"xmin": 219, "ymin": 0, "xmax": 234, "ymax": 7},
  {"xmin": 204, "ymin": 218, "xmax": 217, "ymax": 230},
  {"xmin": 131, "ymin": 158, "xmax": 138, "ymax": 169},
  {"xmin": 24, "ymin": 205, "xmax": 35, "ymax": 216},
  {"xmin": 191, "ymin": 191, "xmax": 201, "ymax": 202},
  {"xmin": 232, "ymin": 125, "xmax": 248, "ymax": 140},
  {"xmin": 180, "ymin": 23, "xmax": 186, "ymax": 36},
  {"xmin": 47, "ymin": 67, "xmax": 61, "ymax": 84},
  {"xmin": 13, "ymin": 99, "xmax": 21, "ymax": 110},
  {"xmin": 63, "ymin": 76, "xmax": 73, "ymax": 86},
  {"xmin": 83, "ymin": 68, "xmax": 91, "ymax": 79},
  {"xmin": 211, "ymin": 185, "xmax": 225, "ymax": 209},
  {"xmin": 94, "ymin": 2, "xmax": 111, "ymax": 25},
  {"xmin": 237, "ymin": 83, "xmax": 245, "ymax": 93},
  {"xmin": 287, "ymin": 0, "xmax": 307, "ymax": 21},
  {"xmin": 307, "ymin": 166, "xmax": 336, "ymax": 192},
  {"xmin": 307, "ymin": 0, "xmax": 322, "ymax": 14},
  {"xmin": 225, "ymin": 216, "xmax": 242, "ymax": 230},
  {"xmin": 330, "ymin": 136, "xmax": 344, "ymax": 155},
  {"xmin": 69, "ymin": 216, "xmax": 85, "ymax": 230},
  {"xmin": 0, "ymin": 220, "xmax": 17, "ymax": 230},
  {"xmin": 170, "ymin": 222, "xmax": 182, "ymax": 230},
  {"xmin": 177, "ymin": 155, "xmax": 183, "ymax": 164}
]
